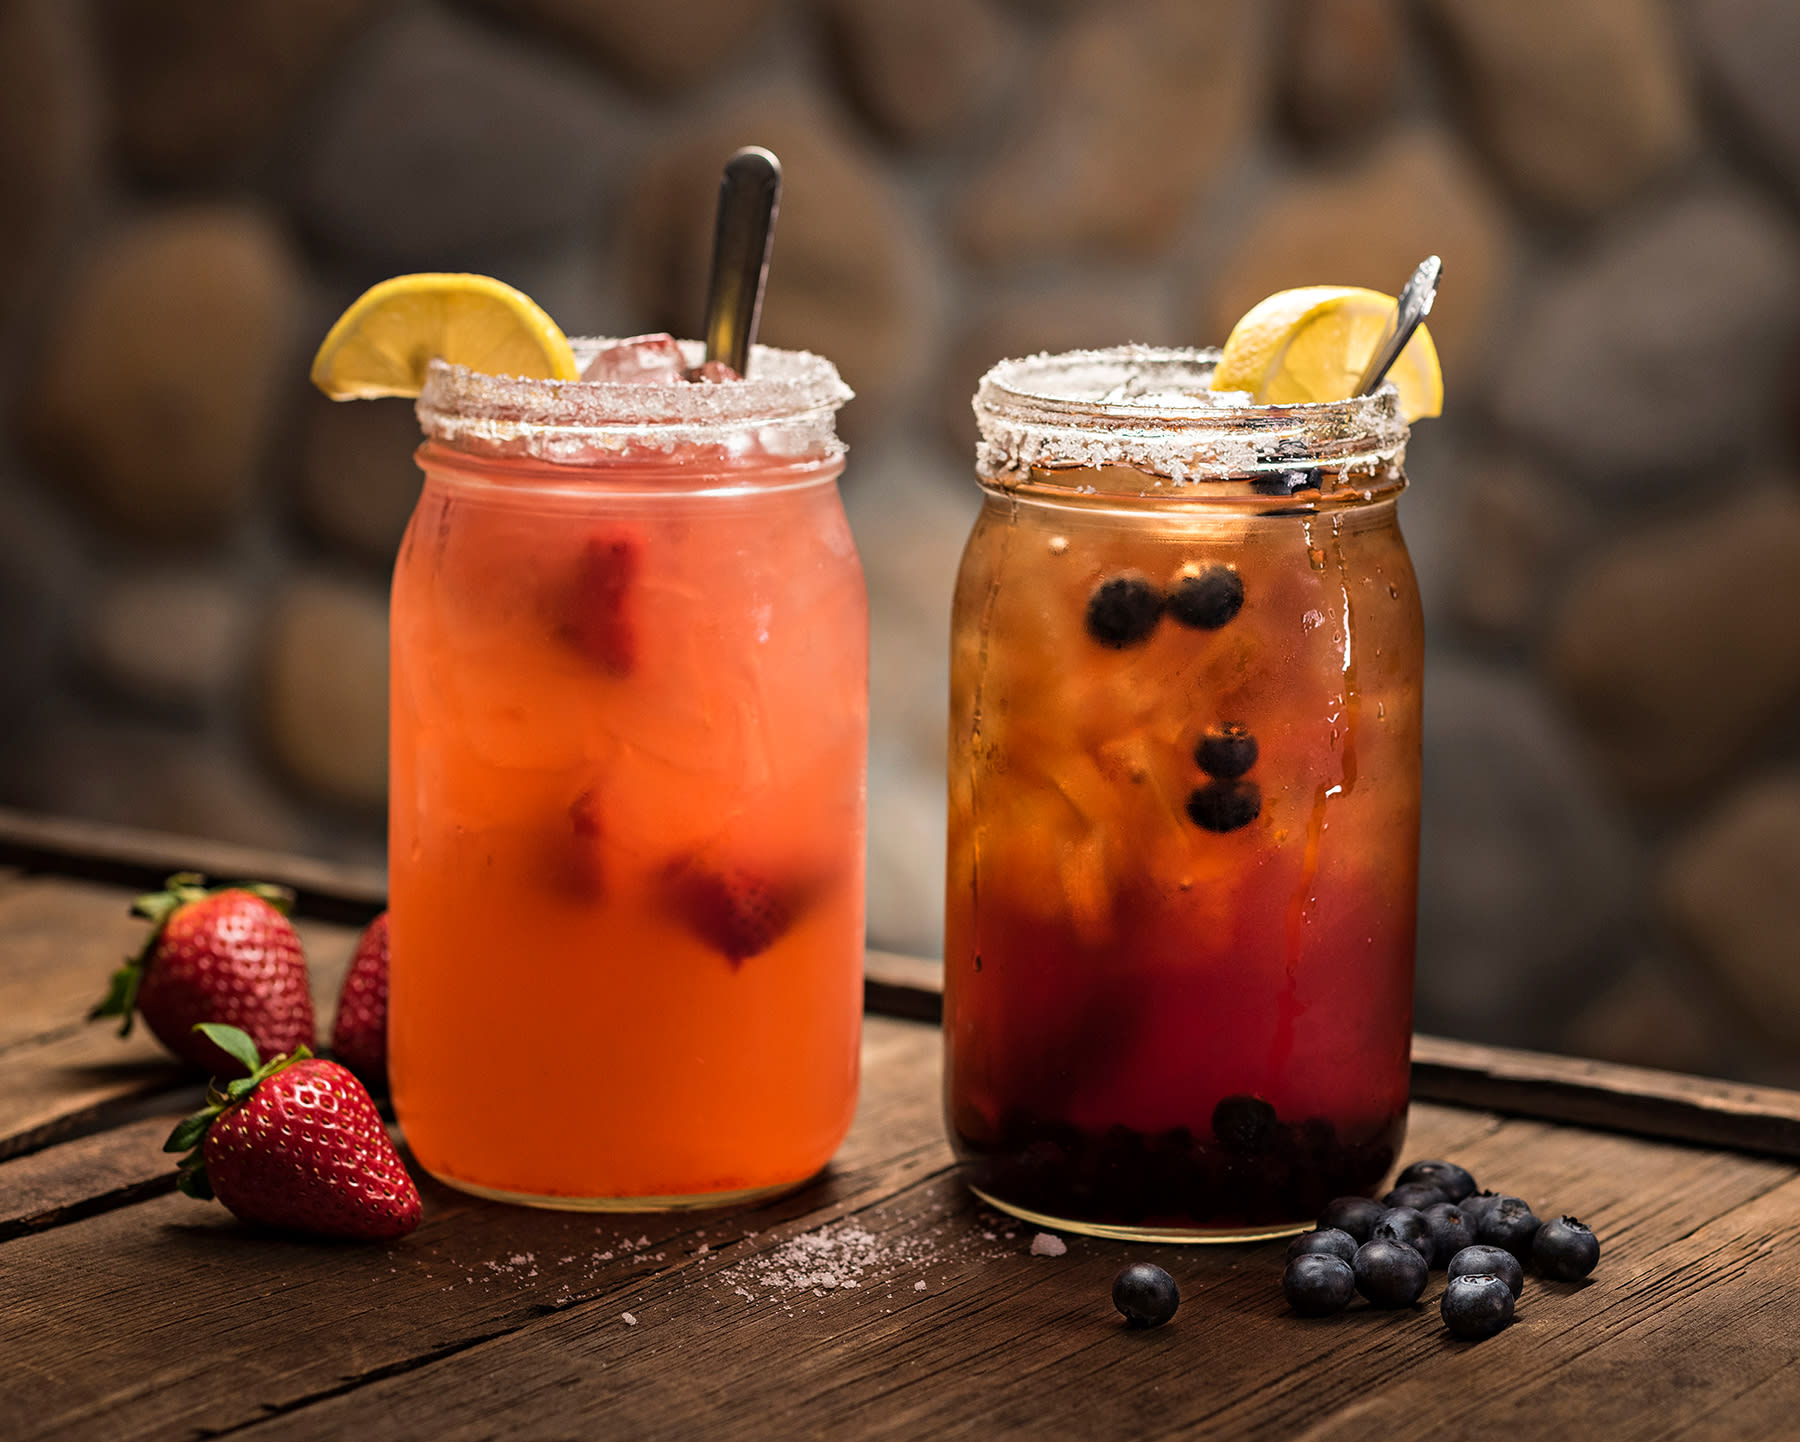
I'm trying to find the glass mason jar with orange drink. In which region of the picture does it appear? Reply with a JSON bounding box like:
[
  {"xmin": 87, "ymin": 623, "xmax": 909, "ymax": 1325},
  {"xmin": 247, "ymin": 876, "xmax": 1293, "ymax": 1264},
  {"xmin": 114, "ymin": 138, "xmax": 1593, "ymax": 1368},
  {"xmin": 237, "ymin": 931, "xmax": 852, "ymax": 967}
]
[
  {"xmin": 315, "ymin": 275, "xmax": 867, "ymax": 1209},
  {"xmin": 944, "ymin": 286, "xmax": 1442, "ymax": 1241}
]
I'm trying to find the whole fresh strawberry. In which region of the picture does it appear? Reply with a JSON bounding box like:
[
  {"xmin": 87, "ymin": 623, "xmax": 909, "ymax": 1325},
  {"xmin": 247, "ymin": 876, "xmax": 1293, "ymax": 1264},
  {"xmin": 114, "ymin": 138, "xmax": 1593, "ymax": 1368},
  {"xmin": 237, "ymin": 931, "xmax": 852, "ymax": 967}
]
[
  {"xmin": 165, "ymin": 1023, "xmax": 422, "ymax": 1240},
  {"xmin": 332, "ymin": 911, "xmax": 389, "ymax": 1084},
  {"xmin": 89, "ymin": 872, "xmax": 314, "ymax": 1076}
]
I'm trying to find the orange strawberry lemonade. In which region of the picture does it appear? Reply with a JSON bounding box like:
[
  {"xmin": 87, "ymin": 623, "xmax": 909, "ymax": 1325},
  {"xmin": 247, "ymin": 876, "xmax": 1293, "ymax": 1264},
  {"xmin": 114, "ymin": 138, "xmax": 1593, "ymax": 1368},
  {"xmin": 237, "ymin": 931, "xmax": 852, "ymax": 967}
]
[
  {"xmin": 945, "ymin": 347, "xmax": 1424, "ymax": 1240},
  {"xmin": 388, "ymin": 345, "xmax": 866, "ymax": 1207}
]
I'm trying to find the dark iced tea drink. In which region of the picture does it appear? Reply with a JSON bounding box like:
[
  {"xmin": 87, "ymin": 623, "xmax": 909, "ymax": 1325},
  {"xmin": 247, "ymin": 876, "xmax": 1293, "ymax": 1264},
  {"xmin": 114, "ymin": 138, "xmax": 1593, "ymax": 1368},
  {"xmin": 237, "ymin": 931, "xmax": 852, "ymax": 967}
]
[{"xmin": 945, "ymin": 348, "xmax": 1423, "ymax": 1240}]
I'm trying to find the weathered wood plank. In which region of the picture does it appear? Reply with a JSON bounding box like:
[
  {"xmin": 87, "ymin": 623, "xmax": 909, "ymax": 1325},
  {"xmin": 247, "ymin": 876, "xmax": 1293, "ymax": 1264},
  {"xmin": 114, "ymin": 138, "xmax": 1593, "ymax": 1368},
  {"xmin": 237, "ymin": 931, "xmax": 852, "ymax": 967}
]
[
  {"xmin": 1411, "ymin": 1033, "xmax": 1800, "ymax": 1161},
  {"xmin": 0, "ymin": 1114, "xmax": 185, "ymax": 1242},
  {"xmin": 0, "ymin": 806, "xmax": 387, "ymax": 927},
  {"xmin": 169, "ymin": 1111, "xmax": 1797, "ymax": 1442},
  {"xmin": 0, "ymin": 875, "xmax": 364, "ymax": 1159}
]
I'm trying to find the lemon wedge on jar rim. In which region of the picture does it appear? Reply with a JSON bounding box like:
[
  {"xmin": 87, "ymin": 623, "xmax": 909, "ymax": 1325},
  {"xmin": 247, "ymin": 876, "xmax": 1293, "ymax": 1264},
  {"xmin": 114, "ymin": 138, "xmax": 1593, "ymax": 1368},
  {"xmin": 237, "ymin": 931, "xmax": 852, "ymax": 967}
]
[
  {"xmin": 311, "ymin": 273, "xmax": 580, "ymax": 400},
  {"xmin": 1209, "ymin": 285, "xmax": 1443, "ymax": 423}
]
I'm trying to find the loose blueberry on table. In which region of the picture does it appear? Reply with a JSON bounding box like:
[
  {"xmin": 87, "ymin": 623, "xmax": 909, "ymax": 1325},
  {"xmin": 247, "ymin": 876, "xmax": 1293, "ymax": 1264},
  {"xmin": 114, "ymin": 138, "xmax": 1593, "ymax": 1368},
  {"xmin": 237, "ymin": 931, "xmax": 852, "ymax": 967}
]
[
  {"xmin": 1458, "ymin": 1190, "xmax": 1502, "ymax": 1225},
  {"xmin": 1283, "ymin": 1254, "xmax": 1356, "ymax": 1317},
  {"xmin": 1372, "ymin": 1206, "xmax": 1434, "ymax": 1265},
  {"xmin": 1394, "ymin": 1159, "xmax": 1477, "ymax": 1202},
  {"xmin": 1384, "ymin": 1181, "xmax": 1451, "ymax": 1212},
  {"xmin": 1287, "ymin": 1228, "xmax": 1360, "ymax": 1266},
  {"xmin": 1447, "ymin": 1244, "xmax": 1524, "ymax": 1299},
  {"xmin": 1477, "ymin": 1196, "xmax": 1542, "ymax": 1260},
  {"xmin": 1441, "ymin": 1273, "xmax": 1515, "ymax": 1341},
  {"xmin": 1353, "ymin": 1238, "xmax": 1429, "ymax": 1308},
  {"xmin": 1422, "ymin": 1202, "xmax": 1476, "ymax": 1266},
  {"xmin": 1532, "ymin": 1216, "xmax": 1601, "ymax": 1281},
  {"xmin": 1318, "ymin": 1195, "xmax": 1388, "ymax": 1244},
  {"xmin": 1112, "ymin": 1264, "xmax": 1180, "ymax": 1328}
]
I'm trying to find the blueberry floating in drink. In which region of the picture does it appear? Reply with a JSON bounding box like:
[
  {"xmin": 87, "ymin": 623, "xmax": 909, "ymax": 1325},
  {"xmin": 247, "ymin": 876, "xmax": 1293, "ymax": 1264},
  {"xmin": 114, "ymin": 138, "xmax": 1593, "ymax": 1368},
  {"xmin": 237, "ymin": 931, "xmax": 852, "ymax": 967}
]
[
  {"xmin": 1187, "ymin": 779, "xmax": 1262, "ymax": 832},
  {"xmin": 1167, "ymin": 564, "xmax": 1244, "ymax": 630},
  {"xmin": 1084, "ymin": 574, "xmax": 1164, "ymax": 648},
  {"xmin": 1196, "ymin": 723, "xmax": 1258, "ymax": 780}
]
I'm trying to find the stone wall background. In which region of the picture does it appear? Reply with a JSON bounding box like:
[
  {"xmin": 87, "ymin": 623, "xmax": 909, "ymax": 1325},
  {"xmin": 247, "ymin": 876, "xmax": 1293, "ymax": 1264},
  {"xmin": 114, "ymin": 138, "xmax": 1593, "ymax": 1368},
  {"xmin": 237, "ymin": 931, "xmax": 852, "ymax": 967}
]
[{"xmin": 1, "ymin": 0, "xmax": 1797, "ymax": 1080}]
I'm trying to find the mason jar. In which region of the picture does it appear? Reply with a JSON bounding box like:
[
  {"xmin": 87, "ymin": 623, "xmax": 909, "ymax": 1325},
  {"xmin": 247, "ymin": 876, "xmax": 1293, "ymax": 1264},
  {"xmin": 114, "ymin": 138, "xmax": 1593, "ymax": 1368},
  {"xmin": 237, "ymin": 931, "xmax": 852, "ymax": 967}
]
[
  {"xmin": 944, "ymin": 346, "xmax": 1423, "ymax": 1241},
  {"xmin": 389, "ymin": 342, "xmax": 866, "ymax": 1209}
]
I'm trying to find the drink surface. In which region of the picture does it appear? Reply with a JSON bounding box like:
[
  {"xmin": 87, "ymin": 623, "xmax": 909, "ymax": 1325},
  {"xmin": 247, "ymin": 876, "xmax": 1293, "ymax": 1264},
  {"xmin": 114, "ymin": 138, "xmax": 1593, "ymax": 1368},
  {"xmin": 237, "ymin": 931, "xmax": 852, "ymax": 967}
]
[
  {"xmin": 945, "ymin": 461, "xmax": 1423, "ymax": 1236},
  {"xmin": 390, "ymin": 443, "xmax": 867, "ymax": 1203}
]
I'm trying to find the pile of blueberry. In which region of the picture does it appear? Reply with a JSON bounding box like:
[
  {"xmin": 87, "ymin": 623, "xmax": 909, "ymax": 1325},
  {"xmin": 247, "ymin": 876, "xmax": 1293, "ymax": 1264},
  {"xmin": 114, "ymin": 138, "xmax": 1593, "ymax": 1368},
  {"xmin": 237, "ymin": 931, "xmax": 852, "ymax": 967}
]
[
  {"xmin": 1281, "ymin": 1158, "xmax": 1601, "ymax": 1340},
  {"xmin": 1107, "ymin": 1157, "xmax": 1600, "ymax": 1338},
  {"xmin": 1083, "ymin": 567, "xmax": 1262, "ymax": 833}
]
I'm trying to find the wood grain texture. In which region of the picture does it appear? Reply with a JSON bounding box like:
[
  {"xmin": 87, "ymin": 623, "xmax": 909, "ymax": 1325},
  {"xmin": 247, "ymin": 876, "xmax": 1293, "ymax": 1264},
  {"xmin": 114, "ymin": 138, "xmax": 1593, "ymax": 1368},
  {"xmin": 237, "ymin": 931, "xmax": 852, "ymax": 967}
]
[
  {"xmin": 0, "ymin": 875, "xmax": 365, "ymax": 1159},
  {"xmin": 0, "ymin": 1113, "xmax": 185, "ymax": 1241},
  {"xmin": 1411, "ymin": 1033, "xmax": 1800, "ymax": 1161}
]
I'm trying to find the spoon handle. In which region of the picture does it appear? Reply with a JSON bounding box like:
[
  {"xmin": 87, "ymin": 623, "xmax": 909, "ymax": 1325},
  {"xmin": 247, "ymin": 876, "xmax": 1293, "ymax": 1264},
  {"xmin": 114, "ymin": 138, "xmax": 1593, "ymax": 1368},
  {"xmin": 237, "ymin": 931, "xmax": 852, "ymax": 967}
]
[
  {"xmin": 702, "ymin": 147, "xmax": 782, "ymax": 377},
  {"xmin": 1356, "ymin": 255, "xmax": 1442, "ymax": 397}
]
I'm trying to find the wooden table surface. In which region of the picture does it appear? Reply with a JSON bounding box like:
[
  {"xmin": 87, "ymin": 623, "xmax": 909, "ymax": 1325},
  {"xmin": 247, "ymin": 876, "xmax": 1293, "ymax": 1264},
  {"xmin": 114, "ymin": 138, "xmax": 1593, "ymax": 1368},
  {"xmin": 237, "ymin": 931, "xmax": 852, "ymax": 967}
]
[{"xmin": 3, "ymin": 811, "xmax": 1799, "ymax": 1441}]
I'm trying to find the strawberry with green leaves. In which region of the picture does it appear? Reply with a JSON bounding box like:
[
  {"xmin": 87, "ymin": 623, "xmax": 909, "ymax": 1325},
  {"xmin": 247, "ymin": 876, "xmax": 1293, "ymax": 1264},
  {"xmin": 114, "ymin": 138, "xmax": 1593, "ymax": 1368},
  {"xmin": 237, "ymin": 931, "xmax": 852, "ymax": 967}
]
[
  {"xmin": 166, "ymin": 1023, "xmax": 422, "ymax": 1240},
  {"xmin": 90, "ymin": 872, "xmax": 314, "ymax": 1075}
]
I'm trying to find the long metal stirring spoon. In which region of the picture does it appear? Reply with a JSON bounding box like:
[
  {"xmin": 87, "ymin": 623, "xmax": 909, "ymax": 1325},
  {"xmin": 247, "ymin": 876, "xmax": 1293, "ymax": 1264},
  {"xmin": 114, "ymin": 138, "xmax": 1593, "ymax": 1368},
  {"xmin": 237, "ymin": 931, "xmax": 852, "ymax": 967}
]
[
  {"xmin": 1355, "ymin": 254, "xmax": 1442, "ymax": 397},
  {"xmin": 701, "ymin": 146, "xmax": 782, "ymax": 378}
]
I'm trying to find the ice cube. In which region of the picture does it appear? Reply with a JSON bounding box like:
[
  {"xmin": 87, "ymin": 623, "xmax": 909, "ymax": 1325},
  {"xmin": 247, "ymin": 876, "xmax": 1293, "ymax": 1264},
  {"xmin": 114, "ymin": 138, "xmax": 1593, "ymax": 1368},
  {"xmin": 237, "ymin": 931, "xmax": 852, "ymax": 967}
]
[
  {"xmin": 582, "ymin": 333, "xmax": 686, "ymax": 384},
  {"xmin": 683, "ymin": 360, "xmax": 740, "ymax": 383}
]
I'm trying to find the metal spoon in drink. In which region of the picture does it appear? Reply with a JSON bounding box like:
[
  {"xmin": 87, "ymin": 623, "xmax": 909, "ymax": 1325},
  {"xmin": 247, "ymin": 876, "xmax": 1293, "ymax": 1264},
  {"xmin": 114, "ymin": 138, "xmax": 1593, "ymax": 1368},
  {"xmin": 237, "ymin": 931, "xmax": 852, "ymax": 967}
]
[
  {"xmin": 701, "ymin": 146, "xmax": 782, "ymax": 379},
  {"xmin": 1355, "ymin": 255, "xmax": 1442, "ymax": 398}
]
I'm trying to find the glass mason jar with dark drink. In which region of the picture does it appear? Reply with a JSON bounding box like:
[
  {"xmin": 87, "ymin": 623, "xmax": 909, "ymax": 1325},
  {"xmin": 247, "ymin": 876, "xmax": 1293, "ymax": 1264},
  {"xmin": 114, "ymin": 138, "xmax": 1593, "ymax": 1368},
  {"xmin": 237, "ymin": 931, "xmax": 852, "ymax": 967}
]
[{"xmin": 944, "ymin": 346, "xmax": 1424, "ymax": 1241}]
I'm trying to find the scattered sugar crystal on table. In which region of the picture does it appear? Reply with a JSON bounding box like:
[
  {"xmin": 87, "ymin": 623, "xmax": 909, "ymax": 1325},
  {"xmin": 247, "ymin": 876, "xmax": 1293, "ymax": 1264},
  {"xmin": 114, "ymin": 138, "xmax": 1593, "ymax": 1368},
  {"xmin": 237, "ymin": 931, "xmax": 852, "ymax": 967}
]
[
  {"xmin": 914, "ymin": 1280, "xmax": 928, "ymax": 1291},
  {"xmin": 621, "ymin": 1312, "xmax": 637, "ymax": 1327},
  {"xmin": 720, "ymin": 1222, "xmax": 937, "ymax": 1298},
  {"xmin": 1030, "ymin": 1233, "xmax": 1068, "ymax": 1257}
]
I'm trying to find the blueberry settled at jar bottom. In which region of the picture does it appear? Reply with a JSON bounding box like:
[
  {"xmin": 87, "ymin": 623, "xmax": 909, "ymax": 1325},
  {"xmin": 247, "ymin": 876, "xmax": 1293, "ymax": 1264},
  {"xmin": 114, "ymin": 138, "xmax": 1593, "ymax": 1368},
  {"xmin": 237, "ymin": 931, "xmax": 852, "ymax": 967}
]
[{"xmin": 955, "ymin": 1109, "xmax": 1405, "ymax": 1241}]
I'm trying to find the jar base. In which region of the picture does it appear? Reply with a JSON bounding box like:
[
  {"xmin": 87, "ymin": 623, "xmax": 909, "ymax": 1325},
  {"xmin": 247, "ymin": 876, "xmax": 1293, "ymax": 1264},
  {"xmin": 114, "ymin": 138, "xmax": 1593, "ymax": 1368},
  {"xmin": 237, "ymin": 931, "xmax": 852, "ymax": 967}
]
[
  {"xmin": 968, "ymin": 1184, "xmax": 1313, "ymax": 1244},
  {"xmin": 425, "ymin": 1168, "xmax": 817, "ymax": 1214}
]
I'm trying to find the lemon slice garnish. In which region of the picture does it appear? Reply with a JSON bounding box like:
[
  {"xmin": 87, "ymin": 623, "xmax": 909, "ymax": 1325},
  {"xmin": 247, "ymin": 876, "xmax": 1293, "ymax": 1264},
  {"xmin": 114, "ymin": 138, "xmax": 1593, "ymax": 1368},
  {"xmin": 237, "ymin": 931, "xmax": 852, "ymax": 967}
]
[
  {"xmin": 1210, "ymin": 285, "xmax": 1443, "ymax": 423},
  {"xmin": 311, "ymin": 273, "xmax": 580, "ymax": 400}
]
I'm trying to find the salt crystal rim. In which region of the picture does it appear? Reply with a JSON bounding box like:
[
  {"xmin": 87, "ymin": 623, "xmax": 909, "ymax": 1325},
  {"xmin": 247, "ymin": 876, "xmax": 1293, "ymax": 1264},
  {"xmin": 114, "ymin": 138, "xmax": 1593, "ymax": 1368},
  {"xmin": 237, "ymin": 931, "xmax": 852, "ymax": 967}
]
[
  {"xmin": 416, "ymin": 339, "xmax": 852, "ymax": 463},
  {"xmin": 974, "ymin": 345, "xmax": 1409, "ymax": 485}
]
